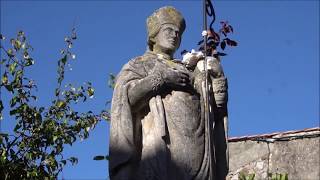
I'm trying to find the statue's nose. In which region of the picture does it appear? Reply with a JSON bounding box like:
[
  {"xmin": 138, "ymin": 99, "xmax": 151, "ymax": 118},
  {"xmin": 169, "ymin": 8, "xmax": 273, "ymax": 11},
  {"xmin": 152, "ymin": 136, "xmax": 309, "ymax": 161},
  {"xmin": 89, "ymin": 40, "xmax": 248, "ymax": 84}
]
[{"xmin": 169, "ymin": 30, "xmax": 179, "ymax": 39}]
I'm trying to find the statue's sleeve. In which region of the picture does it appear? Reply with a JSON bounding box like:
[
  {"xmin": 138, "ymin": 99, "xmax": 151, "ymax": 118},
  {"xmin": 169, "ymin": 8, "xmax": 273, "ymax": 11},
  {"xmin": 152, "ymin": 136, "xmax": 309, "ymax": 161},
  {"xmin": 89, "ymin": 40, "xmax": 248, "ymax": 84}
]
[
  {"xmin": 109, "ymin": 58, "xmax": 148, "ymax": 179},
  {"xmin": 211, "ymin": 76, "xmax": 228, "ymax": 109},
  {"xmin": 127, "ymin": 69, "xmax": 164, "ymax": 112},
  {"xmin": 109, "ymin": 56, "xmax": 165, "ymax": 179}
]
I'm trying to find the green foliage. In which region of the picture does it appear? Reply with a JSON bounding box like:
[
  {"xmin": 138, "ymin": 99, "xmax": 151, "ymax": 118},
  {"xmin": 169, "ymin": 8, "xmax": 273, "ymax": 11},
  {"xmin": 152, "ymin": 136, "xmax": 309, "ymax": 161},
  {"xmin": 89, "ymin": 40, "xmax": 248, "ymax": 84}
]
[
  {"xmin": 269, "ymin": 173, "xmax": 288, "ymax": 180},
  {"xmin": 239, "ymin": 171, "xmax": 255, "ymax": 180},
  {"xmin": 0, "ymin": 30, "xmax": 110, "ymax": 179},
  {"xmin": 93, "ymin": 155, "xmax": 109, "ymax": 161},
  {"xmin": 108, "ymin": 73, "xmax": 115, "ymax": 89},
  {"xmin": 238, "ymin": 171, "xmax": 288, "ymax": 180}
]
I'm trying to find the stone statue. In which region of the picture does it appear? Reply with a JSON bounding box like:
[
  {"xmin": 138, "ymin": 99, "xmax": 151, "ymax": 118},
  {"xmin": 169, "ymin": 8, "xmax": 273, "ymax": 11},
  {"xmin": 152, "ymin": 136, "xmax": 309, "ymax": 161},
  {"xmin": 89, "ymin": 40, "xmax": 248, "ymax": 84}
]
[{"xmin": 109, "ymin": 6, "xmax": 229, "ymax": 180}]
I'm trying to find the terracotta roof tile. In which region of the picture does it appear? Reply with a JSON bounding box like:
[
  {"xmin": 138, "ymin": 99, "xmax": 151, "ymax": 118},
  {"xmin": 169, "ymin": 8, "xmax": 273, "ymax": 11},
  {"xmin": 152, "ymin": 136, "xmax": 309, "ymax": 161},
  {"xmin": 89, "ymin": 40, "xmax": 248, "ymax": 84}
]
[{"xmin": 228, "ymin": 127, "xmax": 320, "ymax": 142}]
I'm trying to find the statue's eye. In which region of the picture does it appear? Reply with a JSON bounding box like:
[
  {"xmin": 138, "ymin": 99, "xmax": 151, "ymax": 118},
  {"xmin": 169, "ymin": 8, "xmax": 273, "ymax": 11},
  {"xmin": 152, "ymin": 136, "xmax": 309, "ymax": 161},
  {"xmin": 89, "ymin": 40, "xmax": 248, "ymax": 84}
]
[
  {"xmin": 163, "ymin": 28, "xmax": 178, "ymax": 37},
  {"xmin": 163, "ymin": 28, "xmax": 172, "ymax": 33}
]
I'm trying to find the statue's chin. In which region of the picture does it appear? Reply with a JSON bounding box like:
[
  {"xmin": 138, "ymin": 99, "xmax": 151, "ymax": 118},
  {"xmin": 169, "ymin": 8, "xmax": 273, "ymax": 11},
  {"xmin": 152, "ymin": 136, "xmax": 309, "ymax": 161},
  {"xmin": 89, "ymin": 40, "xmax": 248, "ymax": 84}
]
[
  {"xmin": 164, "ymin": 46, "xmax": 178, "ymax": 54},
  {"xmin": 153, "ymin": 44, "xmax": 179, "ymax": 57}
]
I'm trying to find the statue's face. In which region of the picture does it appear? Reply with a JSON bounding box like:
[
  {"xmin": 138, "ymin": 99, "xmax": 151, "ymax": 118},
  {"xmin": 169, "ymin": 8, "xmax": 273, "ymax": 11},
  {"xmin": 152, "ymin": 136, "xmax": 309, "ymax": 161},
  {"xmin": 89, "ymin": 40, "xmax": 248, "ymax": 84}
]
[{"xmin": 153, "ymin": 23, "xmax": 181, "ymax": 54}]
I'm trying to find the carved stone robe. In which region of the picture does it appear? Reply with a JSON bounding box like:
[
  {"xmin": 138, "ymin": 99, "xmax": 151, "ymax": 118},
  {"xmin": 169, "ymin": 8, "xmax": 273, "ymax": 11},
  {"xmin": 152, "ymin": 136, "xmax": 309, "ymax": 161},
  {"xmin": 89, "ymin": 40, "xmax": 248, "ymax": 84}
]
[{"xmin": 109, "ymin": 51, "xmax": 228, "ymax": 180}]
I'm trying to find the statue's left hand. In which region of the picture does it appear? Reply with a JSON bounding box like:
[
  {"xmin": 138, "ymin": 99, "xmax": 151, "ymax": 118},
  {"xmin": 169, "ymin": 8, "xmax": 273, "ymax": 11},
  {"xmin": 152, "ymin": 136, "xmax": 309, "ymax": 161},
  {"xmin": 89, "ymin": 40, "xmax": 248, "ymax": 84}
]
[
  {"xmin": 182, "ymin": 50, "xmax": 204, "ymax": 67},
  {"xmin": 196, "ymin": 57, "xmax": 224, "ymax": 78}
]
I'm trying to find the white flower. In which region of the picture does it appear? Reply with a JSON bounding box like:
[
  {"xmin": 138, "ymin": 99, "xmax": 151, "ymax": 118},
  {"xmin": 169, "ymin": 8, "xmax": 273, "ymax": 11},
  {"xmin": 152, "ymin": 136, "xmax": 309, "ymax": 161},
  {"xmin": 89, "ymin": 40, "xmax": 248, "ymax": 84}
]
[{"xmin": 202, "ymin": 30, "xmax": 208, "ymax": 37}]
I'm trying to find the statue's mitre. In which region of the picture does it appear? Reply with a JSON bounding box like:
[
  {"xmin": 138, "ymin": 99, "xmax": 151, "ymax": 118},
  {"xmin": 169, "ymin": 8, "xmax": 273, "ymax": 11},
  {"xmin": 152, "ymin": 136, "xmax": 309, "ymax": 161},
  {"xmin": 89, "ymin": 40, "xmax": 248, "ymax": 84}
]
[{"xmin": 147, "ymin": 6, "xmax": 186, "ymax": 39}]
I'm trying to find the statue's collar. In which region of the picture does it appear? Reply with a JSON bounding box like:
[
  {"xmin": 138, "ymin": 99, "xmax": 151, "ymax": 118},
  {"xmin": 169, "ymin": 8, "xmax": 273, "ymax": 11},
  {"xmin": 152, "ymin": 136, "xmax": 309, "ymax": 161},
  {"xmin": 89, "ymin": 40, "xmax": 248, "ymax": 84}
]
[{"xmin": 146, "ymin": 50, "xmax": 172, "ymax": 61}]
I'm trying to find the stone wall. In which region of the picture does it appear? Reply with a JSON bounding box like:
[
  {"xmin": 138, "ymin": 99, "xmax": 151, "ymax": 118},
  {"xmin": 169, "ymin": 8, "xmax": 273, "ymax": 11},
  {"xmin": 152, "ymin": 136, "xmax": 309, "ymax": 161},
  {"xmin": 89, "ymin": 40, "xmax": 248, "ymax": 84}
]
[{"xmin": 227, "ymin": 127, "xmax": 320, "ymax": 180}]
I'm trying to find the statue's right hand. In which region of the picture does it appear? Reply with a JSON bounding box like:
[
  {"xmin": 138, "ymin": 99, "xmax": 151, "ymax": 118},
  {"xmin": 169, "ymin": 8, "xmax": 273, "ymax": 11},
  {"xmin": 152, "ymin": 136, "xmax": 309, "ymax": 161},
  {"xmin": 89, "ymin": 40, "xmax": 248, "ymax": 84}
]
[{"xmin": 162, "ymin": 68, "xmax": 190, "ymax": 87}]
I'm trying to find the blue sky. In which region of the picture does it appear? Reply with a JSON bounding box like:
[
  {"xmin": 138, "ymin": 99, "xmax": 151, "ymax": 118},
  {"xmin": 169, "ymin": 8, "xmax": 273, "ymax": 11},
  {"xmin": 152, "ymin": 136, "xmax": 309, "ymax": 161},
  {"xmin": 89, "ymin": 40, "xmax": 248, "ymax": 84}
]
[{"xmin": 1, "ymin": 0, "xmax": 319, "ymax": 179}]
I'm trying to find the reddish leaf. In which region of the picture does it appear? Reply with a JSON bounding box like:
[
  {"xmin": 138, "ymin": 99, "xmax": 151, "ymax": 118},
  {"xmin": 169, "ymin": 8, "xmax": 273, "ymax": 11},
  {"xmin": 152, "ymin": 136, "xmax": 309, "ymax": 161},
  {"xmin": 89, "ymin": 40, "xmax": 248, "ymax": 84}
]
[
  {"xmin": 221, "ymin": 41, "xmax": 226, "ymax": 50},
  {"xmin": 212, "ymin": 31, "xmax": 220, "ymax": 42},
  {"xmin": 217, "ymin": 52, "xmax": 227, "ymax": 56},
  {"xmin": 225, "ymin": 38, "xmax": 238, "ymax": 46},
  {"xmin": 197, "ymin": 39, "xmax": 204, "ymax": 45},
  {"xmin": 229, "ymin": 25, "xmax": 234, "ymax": 33},
  {"xmin": 207, "ymin": 29, "xmax": 213, "ymax": 37},
  {"xmin": 222, "ymin": 31, "xmax": 227, "ymax": 37},
  {"xmin": 207, "ymin": 41, "xmax": 215, "ymax": 47},
  {"xmin": 220, "ymin": 21, "xmax": 228, "ymax": 26}
]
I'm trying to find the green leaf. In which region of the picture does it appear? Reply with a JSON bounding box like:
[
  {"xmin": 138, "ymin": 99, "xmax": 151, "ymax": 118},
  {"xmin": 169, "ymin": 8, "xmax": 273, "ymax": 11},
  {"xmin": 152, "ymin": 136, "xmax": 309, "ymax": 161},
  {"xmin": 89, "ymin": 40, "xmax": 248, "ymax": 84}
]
[
  {"xmin": 5, "ymin": 84, "xmax": 13, "ymax": 92},
  {"xmin": 93, "ymin": 155, "xmax": 106, "ymax": 160},
  {"xmin": 26, "ymin": 152, "xmax": 32, "ymax": 160},
  {"xmin": 2, "ymin": 73, "xmax": 8, "ymax": 84},
  {"xmin": 248, "ymin": 174, "xmax": 255, "ymax": 180},
  {"xmin": 68, "ymin": 157, "xmax": 78, "ymax": 165},
  {"xmin": 14, "ymin": 40, "xmax": 22, "ymax": 50},
  {"xmin": 39, "ymin": 107, "xmax": 45, "ymax": 112},
  {"xmin": 22, "ymin": 104, "xmax": 28, "ymax": 111},
  {"xmin": 87, "ymin": 87, "xmax": 94, "ymax": 98},
  {"xmin": 108, "ymin": 73, "xmax": 116, "ymax": 89},
  {"xmin": 29, "ymin": 169, "xmax": 38, "ymax": 178},
  {"xmin": 0, "ymin": 149, "xmax": 7, "ymax": 163},
  {"xmin": 60, "ymin": 55, "xmax": 67, "ymax": 64},
  {"xmin": 239, "ymin": 172, "xmax": 246, "ymax": 180},
  {"xmin": 0, "ymin": 100, "xmax": 3, "ymax": 120},
  {"xmin": 281, "ymin": 173, "xmax": 288, "ymax": 180},
  {"xmin": 0, "ymin": 34, "xmax": 5, "ymax": 40},
  {"xmin": 0, "ymin": 59, "xmax": 7, "ymax": 64},
  {"xmin": 10, "ymin": 96, "xmax": 19, "ymax": 107},
  {"xmin": 14, "ymin": 124, "xmax": 21, "ymax": 132},
  {"xmin": 9, "ymin": 108, "xmax": 18, "ymax": 115},
  {"xmin": 55, "ymin": 88, "xmax": 60, "ymax": 97},
  {"xmin": 53, "ymin": 136, "xmax": 58, "ymax": 142},
  {"xmin": 19, "ymin": 141, "xmax": 25, "ymax": 149},
  {"xmin": 0, "ymin": 100, "xmax": 3, "ymax": 112},
  {"xmin": 56, "ymin": 100, "xmax": 66, "ymax": 109},
  {"xmin": 25, "ymin": 58, "xmax": 35, "ymax": 66},
  {"xmin": 7, "ymin": 48, "xmax": 14, "ymax": 57},
  {"xmin": 18, "ymin": 30, "xmax": 24, "ymax": 37},
  {"xmin": 9, "ymin": 62, "xmax": 17, "ymax": 75},
  {"xmin": 60, "ymin": 160, "xmax": 67, "ymax": 166},
  {"xmin": 16, "ymin": 70, "xmax": 23, "ymax": 76},
  {"xmin": 9, "ymin": 149, "xmax": 15, "ymax": 156}
]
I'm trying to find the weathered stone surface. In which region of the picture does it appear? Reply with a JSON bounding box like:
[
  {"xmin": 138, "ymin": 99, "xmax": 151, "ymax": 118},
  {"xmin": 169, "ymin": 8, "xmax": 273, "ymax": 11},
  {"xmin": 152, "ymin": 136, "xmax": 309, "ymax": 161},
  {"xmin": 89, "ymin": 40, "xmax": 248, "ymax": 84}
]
[
  {"xmin": 227, "ymin": 128, "xmax": 320, "ymax": 180},
  {"xmin": 109, "ymin": 6, "xmax": 229, "ymax": 180},
  {"xmin": 229, "ymin": 140, "xmax": 269, "ymax": 173},
  {"xmin": 270, "ymin": 138, "xmax": 320, "ymax": 179}
]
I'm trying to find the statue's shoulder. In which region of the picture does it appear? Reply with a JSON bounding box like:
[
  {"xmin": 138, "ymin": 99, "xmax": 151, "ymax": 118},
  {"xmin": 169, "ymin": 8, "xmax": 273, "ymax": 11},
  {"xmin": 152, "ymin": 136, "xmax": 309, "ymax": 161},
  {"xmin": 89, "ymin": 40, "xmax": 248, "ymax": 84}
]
[
  {"xmin": 119, "ymin": 53, "xmax": 156, "ymax": 77},
  {"xmin": 126, "ymin": 52, "xmax": 157, "ymax": 69},
  {"xmin": 128, "ymin": 56, "xmax": 145, "ymax": 65},
  {"xmin": 130, "ymin": 53, "xmax": 156, "ymax": 63}
]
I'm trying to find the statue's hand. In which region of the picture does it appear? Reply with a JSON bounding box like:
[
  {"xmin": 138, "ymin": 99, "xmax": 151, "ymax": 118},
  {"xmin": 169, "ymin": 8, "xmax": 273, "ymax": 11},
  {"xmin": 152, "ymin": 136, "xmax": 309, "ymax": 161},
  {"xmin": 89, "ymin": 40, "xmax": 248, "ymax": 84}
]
[
  {"xmin": 197, "ymin": 57, "xmax": 224, "ymax": 78},
  {"xmin": 182, "ymin": 49, "xmax": 204, "ymax": 68},
  {"xmin": 162, "ymin": 68, "xmax": 190, "ymax": 87}
]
